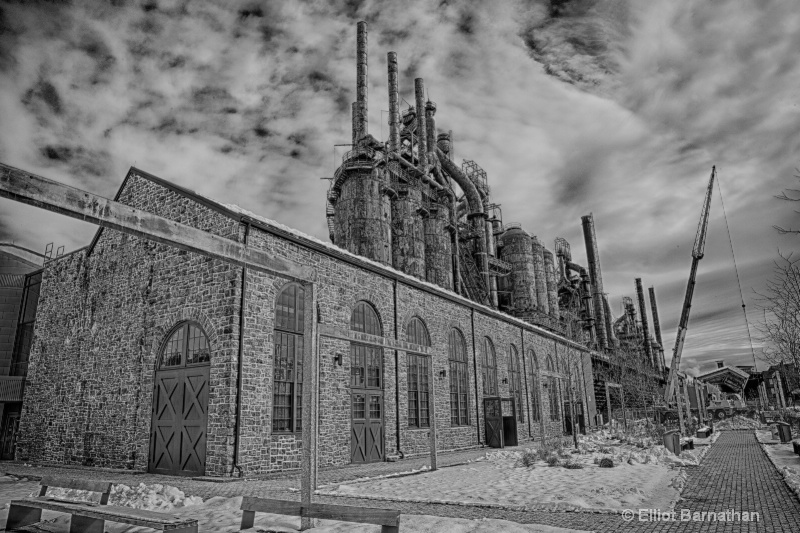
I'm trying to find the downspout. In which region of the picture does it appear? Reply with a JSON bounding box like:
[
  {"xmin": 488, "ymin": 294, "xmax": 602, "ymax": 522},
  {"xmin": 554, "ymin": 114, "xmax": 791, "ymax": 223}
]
[
  {"xmin": 394, "ymin": 278, "xmax": 401, "ymax": 456},
  {"xmin": 471, "ymin": 307, "xmax": 481, "ymax": 445},
  {"xmin": 232, "ymin": 220, "xmax": 250, "ymax": 477},
  {"xmin": 521, "ymin": 327, "xmax": 532, "ymax": 438}
]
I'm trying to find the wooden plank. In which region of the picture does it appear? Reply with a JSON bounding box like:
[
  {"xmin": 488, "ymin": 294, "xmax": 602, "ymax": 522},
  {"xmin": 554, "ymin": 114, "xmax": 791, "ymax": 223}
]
[
  {"xmin": 40, "ymin": 476, "xmax": 112, "ymax": 495},
  {"xmin": 302, "ymin": 502, "xmax": 400, "ymax": 527},
  {"xmin": 240, "ymin": 496, "xmax": 302, "ymax": 516},
  {"xmin": 9, "ymin": 498, "xmax": 197, "ymax": 528},
  {"xmin": 0, "ymin": 163, "xmax": 314, "ymax": 282}
]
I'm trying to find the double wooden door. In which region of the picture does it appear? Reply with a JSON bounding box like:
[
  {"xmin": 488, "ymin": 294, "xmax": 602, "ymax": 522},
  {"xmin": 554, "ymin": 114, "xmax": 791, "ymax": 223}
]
[
  {"xmin": 149, "ymin": 366, "xmax": 210, "ymax": 476},
  {"xmin": 351, "ymin": 391, "xmax": 384, "ymax": 463}
]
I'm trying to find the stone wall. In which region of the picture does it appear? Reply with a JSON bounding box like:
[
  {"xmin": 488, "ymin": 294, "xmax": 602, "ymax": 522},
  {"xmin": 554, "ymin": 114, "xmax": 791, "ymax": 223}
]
[{"xmin": 17, "ymin": 169, "xmax": 596, "ymax": 477}]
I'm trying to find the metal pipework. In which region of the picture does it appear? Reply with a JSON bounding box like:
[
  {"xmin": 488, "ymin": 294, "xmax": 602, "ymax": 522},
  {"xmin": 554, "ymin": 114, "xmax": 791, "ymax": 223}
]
[
  {"xmin": 425, "ymin": 101, "xmax": 437, "ymax": 159},
  {"xmin": 581, "ymin": 213, "xmax": 608, "ymax": 350},
  {"xmin": 543, "ymin": 249, "xmax": 559, "ymax": 318},
  {"xmin": 579, "ymin": 268, "xmax": 596, "ymax": 343},
  {"xmin": 356, "ymin": 21, "xmax": 368, "ymax": 143},
  {"xmin": 531, "ymin": 236, "xmax": 549, "ymax": 314},
  {"xmin": 387, "ymin": 52, "xmax": 400, "ymax": 153},
  {"xmin": 414, "ymin": 78, "xmax": 428, "ymax": 170},
  {"xmin": 636, "ymin": 278, "xmax": 654, "ymax": 366}
]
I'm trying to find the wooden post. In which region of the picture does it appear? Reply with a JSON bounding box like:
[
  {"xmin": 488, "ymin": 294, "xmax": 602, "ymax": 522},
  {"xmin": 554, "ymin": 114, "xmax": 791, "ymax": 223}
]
[
  {"xmin": 429, "ymin": 358, "xmax": 438, "ymax": 471},
  {"xmin": 300, "ymin": 283, "xmax": 319, "ymax": 531}
]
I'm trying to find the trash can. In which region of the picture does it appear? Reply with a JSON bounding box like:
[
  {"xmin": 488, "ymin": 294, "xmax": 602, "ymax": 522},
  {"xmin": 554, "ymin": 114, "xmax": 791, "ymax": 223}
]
[
  {"xmin": 776, "ymin": 422, "xmax": 792, "ymax": 443},
  {"xmin": 663, "ymin": 430, "xmax": 681, "ymax": 456}
]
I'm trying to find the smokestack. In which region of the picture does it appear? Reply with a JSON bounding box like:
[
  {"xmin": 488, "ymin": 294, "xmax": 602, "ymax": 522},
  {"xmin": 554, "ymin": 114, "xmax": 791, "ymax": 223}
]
[
  {"xmin": 351, "ymin": 102, "xmax": 358, "ymax": 146},
  {"xmin": 414, "ymin": 78, "xmax": 428, "ymax": 170},
  {"xmin": 355, "ymin": 21, "xmax": 368, "ymax": 144},
  {"xmin": 425, "ymin": 101, "xmax": 437, "ymax": 158},
  {"xmin": 649, "ymin": 286, "xmax": 666, "ymax": 370},
  {"xmin": 387, "ymin": 51, "xmax": 400, "ymax": 153},
  {"xmin": 581, "ymin": 213, "xmax": 608, "ymax": 350},
  {"xmin": 635, "ymin": 278, "xmax": 654, "ymax": 366},
  {"xmin": 531, "ymin": 236, "xmax": 549, "ymax": 314}
]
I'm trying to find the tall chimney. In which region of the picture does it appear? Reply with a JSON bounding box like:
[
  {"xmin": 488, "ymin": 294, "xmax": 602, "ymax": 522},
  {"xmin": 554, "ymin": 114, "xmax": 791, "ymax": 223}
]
[
  {"xmin": 582, "ymin": 213, "xmax": 608, "ymax": 350},
  {"xmin": 414, "ymin": 78, "xmax": 428, "ymax": 170},
  {"xmin": 635, "ymin": 278, "xmax": 654, "ymax": 366},
  {"xmin": 355, "ymin": 21, "xmax": 368, "ymax": 144},
  {"xmin": 649, "ymin": 286, "xmax": 666, "ymax": 370},
  {"xmin": 351, "ymin": 102, "xmax": 358, "ymax": 146},
  {"xmin": 387, "ymin": 52, "xmax": 400, "ymax": 153},
  {"xmin": 425, "ymin": 100, "xmax": 437, "ymax": 156},
  {"xmin": 544, "ymin": 249, "xmax": 559, "ymax": 318}
]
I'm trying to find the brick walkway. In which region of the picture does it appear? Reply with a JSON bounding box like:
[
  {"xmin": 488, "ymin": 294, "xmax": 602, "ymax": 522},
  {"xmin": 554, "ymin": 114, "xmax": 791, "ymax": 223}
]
[{"xmin": 3, "ymin": 432, "xmax": 799, "ymax": 532}]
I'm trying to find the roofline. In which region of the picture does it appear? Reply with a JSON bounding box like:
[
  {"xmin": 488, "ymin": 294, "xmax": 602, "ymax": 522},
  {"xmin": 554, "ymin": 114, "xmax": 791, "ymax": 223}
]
[{"xmin": 83, "ymin": 166, "xmax": 592, "ymax": 353}]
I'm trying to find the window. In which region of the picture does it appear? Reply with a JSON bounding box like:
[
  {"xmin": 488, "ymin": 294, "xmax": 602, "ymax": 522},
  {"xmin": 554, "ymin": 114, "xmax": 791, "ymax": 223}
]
[
  {"xmin": 351, "ymin": 302, "xmax": 383, "ymax": 389},
  {"xmin": 448, "ymin": 328, "xmax": 469, "ymax": 426},
  {"xmin": 11, "ymin": 271, "xmax": 42, "ymax": 376},
  {"xmin": 407, "ymin": 317, "xmax": 431, "ymax": 428},
  {"xmin": 273, "ymin": 284, "xmax": 304, "ymax": 433},
  {"xmin": 508, "ymin": 345, "xmax": 523, "ymax": 422},
  {"xmin": 572, "ymin": 364, "xmax": 582, "ymax": 397},
  {"xmin": 546, "ymin": 354, "xmax": 555, "ymax": 373},
  {"xmin": 160, "ymin": 321, "xmax": 210, "ymax": 368},
  {"xmin": 482, "ymin": 337, "xmax": 497, "ymax": 396},
  {"xmin": 528, "ymin": 350, "xmax": 540, "ymax": 422},
  {"xmin": 549, "ymin": 376, "xmax": 560, "ymax": 421}
]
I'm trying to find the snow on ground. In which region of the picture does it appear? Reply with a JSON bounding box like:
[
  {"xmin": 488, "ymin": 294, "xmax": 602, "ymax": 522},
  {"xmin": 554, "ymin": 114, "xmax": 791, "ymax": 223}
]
[
  {"xmin": 759, "ymin": 439, "xmax": 800, "ymax": 500},
  {"xmin": 756, "ymin": 428, "xmax": 782, "ymax": 444},
  {"xmin": 318, "ymin": 443, "xmax": 683, "ymax": 512},
  {"xmin": 33, "ymin": 482, "xmax": 203, "ymax": 511},
  {"xmin": 715, "ymin": 416, "xmax": 762, "ymax": 430},
  {"xmin": 0, "ymin": 479, "xmax": 589, "ymax": 533}
]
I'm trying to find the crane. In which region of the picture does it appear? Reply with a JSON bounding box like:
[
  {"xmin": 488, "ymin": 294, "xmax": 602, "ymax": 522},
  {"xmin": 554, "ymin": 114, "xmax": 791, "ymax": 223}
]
[{"xmin": 664, "ymin": 166, "xmax": 716, "ymax": 405}]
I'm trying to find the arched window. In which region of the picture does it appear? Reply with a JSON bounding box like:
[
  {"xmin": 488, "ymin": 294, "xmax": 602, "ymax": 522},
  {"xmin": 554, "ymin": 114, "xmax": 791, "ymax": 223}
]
[
  {"xmin": 160, "ymin": 322, "xmax": 210, "ymax": 368},
  {"xmin": 508, "ymin": 345, "xmax": 523, "ymax": 422},
  {"xmin": 528, "ymin": 349, "xmax": 540, "ymax": 422},
  {"xmin": 545, "ymin": 354, "xmax": 555, "ymax": 373},
  {"xmin": 482, "ymin": 337, "xmax": 497, "ymax": 396},
  {"xmin": 273, "ymin": 284, "xmax": 305, "ymax": 433},
  {"xmin": 572, "ymin": 363, "xmax": 582, "ymax": 397},
  {"xmin": 350, "ymin": 301, "xmax": 383, "ymax": 389},
  {"xmin": 549, "ymin": 376, "xmax": 560, "ymax": 421},
  {"xmin": 407, "ymin": 317, "xmax": 431, "ymax": 428},
  {"xmin": 448, "ymin": 328, "xmax": 469, "ymax": 426}
]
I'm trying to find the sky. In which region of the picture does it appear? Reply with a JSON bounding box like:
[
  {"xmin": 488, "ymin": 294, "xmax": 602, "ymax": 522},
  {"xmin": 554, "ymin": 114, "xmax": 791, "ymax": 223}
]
[{"xmin": 1, "ymin": 0, "xmax": 799, "ymax": 375}]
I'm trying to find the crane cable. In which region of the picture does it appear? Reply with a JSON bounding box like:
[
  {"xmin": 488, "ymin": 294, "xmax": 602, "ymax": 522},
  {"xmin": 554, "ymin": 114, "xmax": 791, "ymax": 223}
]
[{"xmin": 715, "ymin": 173, "xmax": 760, "ymax": 376}]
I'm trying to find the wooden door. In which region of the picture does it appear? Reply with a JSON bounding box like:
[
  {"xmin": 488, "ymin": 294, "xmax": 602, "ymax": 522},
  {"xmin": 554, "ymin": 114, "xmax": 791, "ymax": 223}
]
[
  {"xmin": 502, "ymin": 398, "xmax": 518, "ymax": 447},
  {"xmin": 149, "ymin": 366, "xmax": 210, "ymax": 476},
  {"xmin": 351, "ymin": 391, "xmax": 384, "ymax": 463},
  {"xmin": 484, "ymin": 398, "xmax": 503, "ymax": 448},
  {"xmin": 0, "ymin": 406, "xmax": 21, "ymax": 460}
]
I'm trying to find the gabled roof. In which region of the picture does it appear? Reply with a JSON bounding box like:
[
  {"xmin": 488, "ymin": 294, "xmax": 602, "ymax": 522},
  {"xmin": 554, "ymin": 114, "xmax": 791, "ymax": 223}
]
[{"xmin": 697, "ymin": 365, "xmax": 750, "ymax": 391}]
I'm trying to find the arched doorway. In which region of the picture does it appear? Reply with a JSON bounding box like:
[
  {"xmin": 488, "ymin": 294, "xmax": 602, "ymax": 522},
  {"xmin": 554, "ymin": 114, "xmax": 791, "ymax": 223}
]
[
  {"xmin": 350, "ymin": 301, "xmax": 384, "ymax": 464},
  {"xmin": 149, "ymin": 322, "xmax": 211, "ymax": 476}
]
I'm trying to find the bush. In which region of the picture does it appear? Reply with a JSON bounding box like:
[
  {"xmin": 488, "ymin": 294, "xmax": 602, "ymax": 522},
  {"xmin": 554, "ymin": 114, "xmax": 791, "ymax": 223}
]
[
  {"xmin": 563, "ymin": 458, "xmax": 585, "ymax": 469},
  {"xmin": 546, "ymin": 454, "xmax": 561, "ymax": 467},
  {"xmin": 516, "ymin": 450, "xmax": 538, "ymax": 468},
  {"xmin": 599, "ymin": 446, "xmax": 612, "ymax": 454},
  {"xmin": 599, "ymin": 457, "xmax": 614, "ymax": 468}
]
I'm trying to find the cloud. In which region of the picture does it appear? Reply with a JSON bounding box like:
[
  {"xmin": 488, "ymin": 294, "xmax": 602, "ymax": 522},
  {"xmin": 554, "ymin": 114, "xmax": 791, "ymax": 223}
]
[{"xmin": 0, "ymin": 0, "xmax": 797, "ymax": 374}]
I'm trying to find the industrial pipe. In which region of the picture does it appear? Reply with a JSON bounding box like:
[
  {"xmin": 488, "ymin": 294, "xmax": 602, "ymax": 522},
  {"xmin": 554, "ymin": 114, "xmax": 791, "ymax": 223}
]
[
  {"xmin": 356, "ymin": 21, "xmax": 368, "ymax": 143},
  {"xmin": 635, "ymin": 278, "xmax": 654, "ymax": 366},
  {"xmin": 414, "ymin": 79, "xmax": 428, "ymax": 171},
  {"xmin": 581, "ymin": 214, "xmax": 608, "ymax": 350},
  {"xmin": 387, "ymin": 52, "xmax": 400, "ymax": 153}
]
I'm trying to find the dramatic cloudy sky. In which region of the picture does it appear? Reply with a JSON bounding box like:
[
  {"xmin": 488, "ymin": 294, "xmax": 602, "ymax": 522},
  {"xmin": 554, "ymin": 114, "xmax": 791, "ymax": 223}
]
[{"xmin": 1, "ymin": 0, "xmax": 798, "ymax": 375}]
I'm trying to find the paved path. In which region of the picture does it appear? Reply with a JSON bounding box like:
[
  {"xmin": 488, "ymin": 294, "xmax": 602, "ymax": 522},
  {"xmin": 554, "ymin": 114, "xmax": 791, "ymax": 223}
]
[{"xmin": 2, "ymin": 431, "xmax": 799, "ymax": 532}]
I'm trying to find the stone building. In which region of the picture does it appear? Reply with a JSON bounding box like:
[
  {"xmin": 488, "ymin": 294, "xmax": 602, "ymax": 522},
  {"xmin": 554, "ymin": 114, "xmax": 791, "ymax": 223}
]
[{"xmin": 15, "ymin": 168, "xmax": 597, "ymax": 477}]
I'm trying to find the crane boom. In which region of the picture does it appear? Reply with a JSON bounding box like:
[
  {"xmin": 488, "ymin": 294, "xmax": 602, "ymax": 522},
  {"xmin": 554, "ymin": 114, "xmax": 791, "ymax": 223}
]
[{"xmin": 664, "ymin": 166, "xmax": 716, "ymax": 403}]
